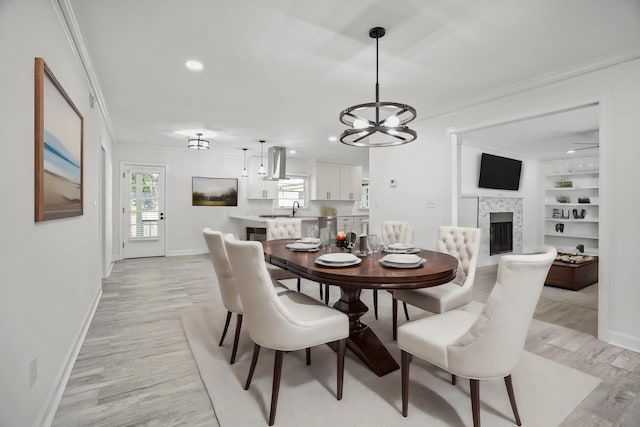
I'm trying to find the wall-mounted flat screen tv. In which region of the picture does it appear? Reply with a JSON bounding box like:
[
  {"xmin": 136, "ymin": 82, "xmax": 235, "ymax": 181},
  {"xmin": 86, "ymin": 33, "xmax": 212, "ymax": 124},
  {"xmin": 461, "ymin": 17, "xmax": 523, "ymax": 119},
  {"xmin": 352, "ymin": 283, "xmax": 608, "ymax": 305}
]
[{"xmin": 478, "ymin": 153, "xmax": 522, "ymax": 190}]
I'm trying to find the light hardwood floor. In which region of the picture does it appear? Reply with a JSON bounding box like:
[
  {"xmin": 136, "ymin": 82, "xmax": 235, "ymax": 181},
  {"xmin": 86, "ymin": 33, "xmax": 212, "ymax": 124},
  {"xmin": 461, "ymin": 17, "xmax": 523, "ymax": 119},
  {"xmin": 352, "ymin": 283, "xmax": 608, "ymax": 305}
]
[{"xmin": 53, "ymin": 255, "xmax": 640, "ymax": 426}]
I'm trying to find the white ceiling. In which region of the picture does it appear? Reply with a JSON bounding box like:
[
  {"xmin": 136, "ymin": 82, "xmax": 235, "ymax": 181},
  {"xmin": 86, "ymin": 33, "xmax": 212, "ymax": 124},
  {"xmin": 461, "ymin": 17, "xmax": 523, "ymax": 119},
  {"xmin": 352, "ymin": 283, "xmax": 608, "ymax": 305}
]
[
  {"xmin": 460, "ymin": 104, "xmax": 600, "ymax": 160},
  {"xmin": 68, "ymin": 0, "xmax": 640, "ymax": 163}
]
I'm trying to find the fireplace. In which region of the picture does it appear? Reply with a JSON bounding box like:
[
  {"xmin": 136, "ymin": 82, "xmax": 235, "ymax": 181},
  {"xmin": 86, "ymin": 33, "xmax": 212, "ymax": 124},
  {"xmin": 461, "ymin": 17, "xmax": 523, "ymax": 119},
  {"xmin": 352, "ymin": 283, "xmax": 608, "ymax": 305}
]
[
  {"xmin": 490, "ymin": 212, "xmax": 513, "ymax": 255},
  {"xmin": 477, "ymin": 197, "xmax": 523, "ymax": 260}
]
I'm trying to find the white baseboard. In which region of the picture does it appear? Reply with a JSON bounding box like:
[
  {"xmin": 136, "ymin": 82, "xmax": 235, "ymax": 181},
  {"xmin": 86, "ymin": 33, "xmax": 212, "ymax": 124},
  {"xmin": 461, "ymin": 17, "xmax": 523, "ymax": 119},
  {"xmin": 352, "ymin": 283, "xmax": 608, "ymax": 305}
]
[
  {"xmin": 34, "ymin": 287, "xmax": 102, "ymax": 427},
  {"xmin": 607, "ymin": 330, "xmax": 640, "ymax": 353},
  {"xmin": 166, "ymin": 249, "xmax": 208, "ymax": 257}
]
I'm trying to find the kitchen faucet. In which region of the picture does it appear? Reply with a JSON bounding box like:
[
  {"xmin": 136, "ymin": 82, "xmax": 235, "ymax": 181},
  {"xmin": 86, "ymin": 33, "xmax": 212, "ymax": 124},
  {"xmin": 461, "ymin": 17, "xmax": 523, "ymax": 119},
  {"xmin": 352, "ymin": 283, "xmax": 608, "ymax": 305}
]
[{"xmin": 292, "ymin": 201, "xmax": 300, "ymax": 217}]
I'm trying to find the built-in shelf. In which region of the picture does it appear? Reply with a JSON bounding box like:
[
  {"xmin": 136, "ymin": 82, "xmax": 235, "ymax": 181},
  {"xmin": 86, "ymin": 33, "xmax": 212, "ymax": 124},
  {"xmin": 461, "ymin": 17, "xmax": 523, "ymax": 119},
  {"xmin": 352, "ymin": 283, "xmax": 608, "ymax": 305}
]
[
  {"xmin": 546, "ymin": 203, "xmax": 599, "ymax": 207},
  {"xmin": 545, "ymin": 186, "xmax": 599, "ymax": 190},
  {"xmin": 545, "ymin": 171, "xmax": 599, "ymax": 177},
  {"xmin": 545, "ymin": 233, "xmax": 598, "ymax": 239},
  {"xmin": 544, "ymin": 157, "xmax": 599, "ymax": 253},
  {"xmin": 545, "ymin": 218, "xmax": 599, "ymax": 223}
]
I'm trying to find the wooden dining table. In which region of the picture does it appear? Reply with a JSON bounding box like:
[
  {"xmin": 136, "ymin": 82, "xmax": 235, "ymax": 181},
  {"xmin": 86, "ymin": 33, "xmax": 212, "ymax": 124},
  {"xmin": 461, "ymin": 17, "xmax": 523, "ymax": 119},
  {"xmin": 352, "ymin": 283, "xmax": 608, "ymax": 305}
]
[{"xmin": 261, "ymin": 239, "xmax": 458, "ymax": 377}]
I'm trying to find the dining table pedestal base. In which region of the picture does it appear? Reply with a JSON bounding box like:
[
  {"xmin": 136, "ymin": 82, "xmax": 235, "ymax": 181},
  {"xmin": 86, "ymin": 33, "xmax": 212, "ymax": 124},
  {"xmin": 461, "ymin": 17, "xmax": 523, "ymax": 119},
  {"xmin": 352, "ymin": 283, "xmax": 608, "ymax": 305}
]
[{"xmin": 331, "ymin": 287, "xmax": 399, "ymax": 376}]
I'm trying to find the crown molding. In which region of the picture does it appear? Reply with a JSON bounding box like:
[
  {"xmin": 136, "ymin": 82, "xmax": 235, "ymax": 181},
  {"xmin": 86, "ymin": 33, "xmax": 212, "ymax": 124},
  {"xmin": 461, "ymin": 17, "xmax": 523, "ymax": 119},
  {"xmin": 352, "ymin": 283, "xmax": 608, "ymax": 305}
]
[
  {"xmin": 52, "ymin": 0, "xmax": 115, "ymax": 142},
  {"xmin": 420, "ymin": 46, "xmax": 640, "ymax": 122}
]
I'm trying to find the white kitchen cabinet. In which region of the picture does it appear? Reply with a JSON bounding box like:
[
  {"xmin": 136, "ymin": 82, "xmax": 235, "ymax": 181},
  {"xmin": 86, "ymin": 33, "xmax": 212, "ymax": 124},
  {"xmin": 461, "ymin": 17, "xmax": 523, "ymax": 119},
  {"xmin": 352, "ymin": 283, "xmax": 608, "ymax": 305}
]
[
  {"xmin": 339, "ymin": 165, "xmax": 362, "ymax": 201},
  {"xmin": 543, "ymin": 158, "xmax": 599, "ymax": 254},
  {"xmin": 337, "ymin": 215, "xmax": 369, "ymax": 234},
  {"xmin": 312, "ymin": 162, "xmax": 362, "ymax": 201},
  {"xmin": 311, "ymin": 162, "xmax": 341, "ymax": 200},
  {"xmin": 247, "ymin": 156, "xmax": 278, "ymax": 199}
]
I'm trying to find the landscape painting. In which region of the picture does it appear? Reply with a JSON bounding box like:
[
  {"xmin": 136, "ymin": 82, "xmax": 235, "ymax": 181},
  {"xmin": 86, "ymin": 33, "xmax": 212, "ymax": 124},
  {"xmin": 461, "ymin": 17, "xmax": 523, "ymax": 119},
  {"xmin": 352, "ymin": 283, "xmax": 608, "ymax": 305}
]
[
  {"xmin": 34, "ymin": 57, "xmax": 83, "ymax": 221},
  {"xmin": 192, "ymin": 177, "xmax": 238, "ymax": 207}
]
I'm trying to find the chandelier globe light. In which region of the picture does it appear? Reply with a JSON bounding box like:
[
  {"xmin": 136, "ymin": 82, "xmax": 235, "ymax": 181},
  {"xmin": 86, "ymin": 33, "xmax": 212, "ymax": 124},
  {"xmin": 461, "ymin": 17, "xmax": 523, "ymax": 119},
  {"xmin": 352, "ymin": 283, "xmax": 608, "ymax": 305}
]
[
  {"xmin": 339, "ymin": 27, "xmax": 417, "ymax": 147},
  {"xmin": 187, "ymin": 132, "xmax": 210, "ymax": 150}
]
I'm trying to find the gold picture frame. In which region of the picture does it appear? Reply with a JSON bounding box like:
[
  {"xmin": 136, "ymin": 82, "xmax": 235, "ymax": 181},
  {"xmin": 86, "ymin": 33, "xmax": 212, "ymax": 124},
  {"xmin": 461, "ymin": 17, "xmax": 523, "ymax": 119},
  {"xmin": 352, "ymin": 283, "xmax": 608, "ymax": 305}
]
[{"xmin": 34, "ymin": 57, "xmax": 84, "ymax": 221}]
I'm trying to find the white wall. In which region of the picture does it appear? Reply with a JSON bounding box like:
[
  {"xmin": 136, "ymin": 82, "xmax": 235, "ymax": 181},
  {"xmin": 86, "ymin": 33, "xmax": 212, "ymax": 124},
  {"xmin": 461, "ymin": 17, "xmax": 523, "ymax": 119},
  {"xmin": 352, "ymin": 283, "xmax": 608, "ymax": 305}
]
[
  {"xmin": 457, "ymin": 144, "xmax": 543, "ymax": 265},
  {"xmin": 370, "ymin": 58, "xmax": 640, "ymax": 351},
  {"xmin": 113, "ymin": 147, "xmax": 366, "ymax": 257},
  {"xmin": 0, "ymin": 0, "xmax": 112, "ymax": 425}
]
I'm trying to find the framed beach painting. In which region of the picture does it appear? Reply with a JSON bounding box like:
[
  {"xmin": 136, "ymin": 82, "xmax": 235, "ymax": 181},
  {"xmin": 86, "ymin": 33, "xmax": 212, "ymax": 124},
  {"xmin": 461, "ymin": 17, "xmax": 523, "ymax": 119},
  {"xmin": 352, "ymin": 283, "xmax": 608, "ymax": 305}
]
[
  {"xmin": 34, "ymin": 57, "xmax": 84, "ymax": 221},
  {"xmin": 192, "ymin": 177, "xmax": 238, "ymax": 207}
]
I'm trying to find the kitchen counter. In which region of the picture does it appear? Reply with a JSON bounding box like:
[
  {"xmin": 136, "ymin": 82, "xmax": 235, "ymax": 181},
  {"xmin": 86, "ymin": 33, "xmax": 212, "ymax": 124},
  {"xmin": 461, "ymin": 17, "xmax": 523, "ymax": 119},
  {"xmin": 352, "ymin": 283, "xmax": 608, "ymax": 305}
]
[{"xmin": 229, "ymin": 214, "xmax": 323, "ymax": 224}]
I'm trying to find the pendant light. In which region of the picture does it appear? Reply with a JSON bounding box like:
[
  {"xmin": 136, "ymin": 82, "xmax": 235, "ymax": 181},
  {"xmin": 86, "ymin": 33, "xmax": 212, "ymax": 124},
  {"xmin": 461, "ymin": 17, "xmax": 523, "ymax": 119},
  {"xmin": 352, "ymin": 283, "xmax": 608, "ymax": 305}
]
[
  {"xmin": 187, "ymin": 132, "xmax": 210, "ymax": 150},
  {"xmin": 258, "ymin": 140, "xmax": 267, "ymax": 175},
  {"xmin": 241, "ymin": 148, "xmax": 249, "ymax": 177},
  {"xmin": 339, "ymin": 27, "xmax": 417, "ymax": 147}
]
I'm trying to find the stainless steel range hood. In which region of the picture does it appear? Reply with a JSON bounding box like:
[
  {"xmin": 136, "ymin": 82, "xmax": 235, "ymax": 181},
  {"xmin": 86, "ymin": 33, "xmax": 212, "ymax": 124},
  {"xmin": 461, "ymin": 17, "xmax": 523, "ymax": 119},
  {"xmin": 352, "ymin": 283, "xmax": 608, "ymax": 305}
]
[{"xmin": 264, "ymin": 146, "xmax": 287, "ymax": 180}]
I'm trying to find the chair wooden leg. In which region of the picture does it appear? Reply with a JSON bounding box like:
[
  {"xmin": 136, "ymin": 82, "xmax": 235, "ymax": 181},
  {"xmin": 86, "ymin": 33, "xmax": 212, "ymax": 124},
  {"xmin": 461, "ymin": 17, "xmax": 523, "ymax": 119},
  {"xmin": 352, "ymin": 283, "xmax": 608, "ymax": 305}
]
[
  {"xmin": 373, "ymin": 289, "xmax": 379, "ymax": 319},
  {"xmin": 401, "ymin": 350, "xmax": 410, "ymax": 417},
  {"xmin": 337, "ymin": 339, "xmax": 346, "ymax": 400},
  {"xmin": 219, "ymin": 311, "xmax": 232, "ymax": 346},
  {"xmin": 392, "ymin": 297, "xmax": 398, "ymax": 341},
  {"xmin": 244, "ymin": 343, "xmax": 261, "ymax": 390},
  {"xmin": 452, "ymin": 374, "xmax": 456, "ymax": 385},
  {"xmin": 504, "ymin": 375, "xmax": 522, "ymax": 426},
  {"xmin": 403, "ymin": 302, "xmax": 410, "ymax": 321},
  {"xmin": 297, "ymin": 277, "xmax": 301, "ymax": 292},
  {"xmin": 268, "ymin": 351, "xmax": 285, "ymax": 426},
  {"xmin": 305, "ymin": 348, "xmax": 311, "ymax": 365},
  {"xmin": 470, "ymin": 379, "xmax": 480, "ymax": 427},
  {"xmin": 324, "ymin": 284, "xmax": 330, "ymax": 305},
  {"xmin": 230, "ymin": 314, "xmax": 243, "ymax": 364},
  {"xmin": 319, "ymin": 283, "xmax": 323, "ymax": 299}
]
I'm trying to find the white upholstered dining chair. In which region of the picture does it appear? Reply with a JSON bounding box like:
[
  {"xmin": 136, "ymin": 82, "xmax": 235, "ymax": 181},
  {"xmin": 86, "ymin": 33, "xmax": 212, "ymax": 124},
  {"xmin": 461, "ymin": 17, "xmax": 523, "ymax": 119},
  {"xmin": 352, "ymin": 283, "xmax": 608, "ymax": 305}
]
[
  {"xmin": 202, "ymin": 228, "xmax": 288, "ymax": 364},
  {"xmin": 266, "ymin": 218, "xmax": 324, "ymax": 300},
  {"xmin": 397, "ymin": 247, "xmax": 556, "ymax": 427},
  {"xmin": 391, "ymin": 226, "xmax": 481, "ymax": 340},
  {"xmin": 371, "ymin": 221, "xmax": 415, "ymax": 319},
  {"xmin": 224, "ymin": 235, "xmax": 349, "ymax": 426}
]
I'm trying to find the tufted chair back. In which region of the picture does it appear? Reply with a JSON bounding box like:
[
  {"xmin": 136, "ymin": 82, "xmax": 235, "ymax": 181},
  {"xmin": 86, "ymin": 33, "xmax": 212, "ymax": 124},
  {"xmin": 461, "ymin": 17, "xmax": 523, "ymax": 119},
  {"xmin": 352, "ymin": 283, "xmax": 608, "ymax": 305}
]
[
  {"xmin": 380, "ymin": 221, "xmax": 414, "ymax": 245},
  {"xmin": 447, "ymin": 247, "xmax": 556, "ymax": 378},
  {"xmin": 266, "ymin": 218, "xmax": 302, "ymax": 240},
  {"xmin": 203, "ymin": 228, "xmax": 243, "ymax": 314},
  {"xmin": 224, "ymin": 234, "xmax": 346, "ymax": 351},
  {"xmin": 436, "ymin": 226, "xmax": 481, "ymax": 287}
]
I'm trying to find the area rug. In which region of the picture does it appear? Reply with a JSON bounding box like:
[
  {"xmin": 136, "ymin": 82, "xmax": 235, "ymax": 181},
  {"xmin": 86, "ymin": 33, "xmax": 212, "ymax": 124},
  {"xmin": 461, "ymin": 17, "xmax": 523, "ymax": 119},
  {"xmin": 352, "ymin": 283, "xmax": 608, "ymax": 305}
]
[{"xmin": 181, "ymin": 297, "xmax": 599, "ymax": 427}]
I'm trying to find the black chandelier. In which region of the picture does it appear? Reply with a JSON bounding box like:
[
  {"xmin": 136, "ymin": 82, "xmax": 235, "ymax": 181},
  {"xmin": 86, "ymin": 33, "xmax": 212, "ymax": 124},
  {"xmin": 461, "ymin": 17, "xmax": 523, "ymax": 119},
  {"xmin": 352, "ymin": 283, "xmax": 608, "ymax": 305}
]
[
  {"xmin": 339, "ymin": 27, "xmax": 417, "ymax": 147},
  {"xmin": 187, "ymin": 132, "xmax": 210, "ymax": 150}
]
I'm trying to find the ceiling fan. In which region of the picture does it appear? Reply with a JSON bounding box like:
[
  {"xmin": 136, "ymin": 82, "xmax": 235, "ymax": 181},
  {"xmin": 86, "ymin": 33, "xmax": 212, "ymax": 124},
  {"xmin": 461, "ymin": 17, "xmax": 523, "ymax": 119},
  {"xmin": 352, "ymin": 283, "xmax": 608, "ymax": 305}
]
[{"xmin": 566, "ymin": 142, "xmax": 599, "ymax": 154}]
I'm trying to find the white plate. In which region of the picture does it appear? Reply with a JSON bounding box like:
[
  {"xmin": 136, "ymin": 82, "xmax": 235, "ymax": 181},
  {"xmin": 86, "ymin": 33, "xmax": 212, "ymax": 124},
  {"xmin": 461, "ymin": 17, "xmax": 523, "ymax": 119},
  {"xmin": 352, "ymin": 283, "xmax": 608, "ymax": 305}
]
[
  {"xmin": 315, "ymin": 257, "xmax": 362, "ymax": 268},
  {"xmin": 379, "ymin": 258, "xmax": 426, "ymax": 269},
  {"xmin": 317, "ymin": 253, "xmax": 359, "ymax": 263},
  {"xmin": 297, "ymin": 238, "xmax": 321, "ymax": 244},
  {"xmin": 381, "ymin": 254, "xmax": 423, "ymax": 264},
  {"xmin": 286, "ymin": 242, "xmax": 321, "ymax": 251},
  {"xmin": 387, "ymin": 243, "xmax": 414, "ymax": 251},
  {"xmin": 383, "ymin": 247, "xmax": 420, "ymax": 254}
]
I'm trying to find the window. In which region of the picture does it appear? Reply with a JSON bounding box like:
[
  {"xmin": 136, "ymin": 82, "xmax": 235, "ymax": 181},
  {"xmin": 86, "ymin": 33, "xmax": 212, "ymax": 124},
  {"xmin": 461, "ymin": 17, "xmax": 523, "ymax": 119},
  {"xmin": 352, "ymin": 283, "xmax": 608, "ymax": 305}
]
[
  {"xmin": 360, "ymin": 181, "xmax": 369, "ymax": 209},
  {"xmin": 277, "ymin": 176, "xmax": 307, "ymax": 208}
]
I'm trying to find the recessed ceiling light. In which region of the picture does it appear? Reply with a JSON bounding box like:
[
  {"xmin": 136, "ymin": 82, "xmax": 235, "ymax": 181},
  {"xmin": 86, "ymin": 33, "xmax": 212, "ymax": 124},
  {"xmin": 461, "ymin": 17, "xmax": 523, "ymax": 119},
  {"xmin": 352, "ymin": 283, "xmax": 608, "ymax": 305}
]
[
  {"xmin": 566, "ymin": 150, "xmax": 576, "ymax": 154},
  {"xmin": 185, "ymin": 60, "xmax": 203, "ymax": 71},
  {"xmin": 328, "ymin": 136, "xmax": 337, "ymax": 142},
  {"xmin": 289, "ymin": 149, "xmax": 296, "ymax": 154}
]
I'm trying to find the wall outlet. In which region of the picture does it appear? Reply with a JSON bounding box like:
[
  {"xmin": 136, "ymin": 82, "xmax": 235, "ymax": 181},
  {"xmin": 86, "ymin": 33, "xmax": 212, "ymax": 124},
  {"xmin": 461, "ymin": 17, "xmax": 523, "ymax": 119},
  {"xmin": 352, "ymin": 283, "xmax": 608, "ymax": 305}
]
[
  {"xmin": 30, "ymin": 356, "xmax": 38, "ymax": 388},
  {"xmin": 390, "ymin": 179, "xmax": 397, "ymax": 188},
  {"xmin": 427, "ymin": 198, "xmax": 437, "ymax": 208}
]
